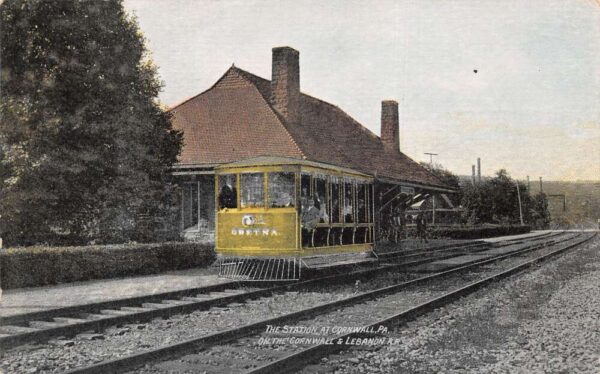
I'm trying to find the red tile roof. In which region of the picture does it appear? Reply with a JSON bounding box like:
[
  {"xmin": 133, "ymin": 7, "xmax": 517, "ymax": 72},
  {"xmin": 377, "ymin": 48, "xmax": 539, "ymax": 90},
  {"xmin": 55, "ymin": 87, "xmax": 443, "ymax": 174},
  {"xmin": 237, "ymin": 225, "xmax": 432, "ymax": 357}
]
[{"xmin": 170, "ymin": 66, "xmax": 448, "ymax": 190}]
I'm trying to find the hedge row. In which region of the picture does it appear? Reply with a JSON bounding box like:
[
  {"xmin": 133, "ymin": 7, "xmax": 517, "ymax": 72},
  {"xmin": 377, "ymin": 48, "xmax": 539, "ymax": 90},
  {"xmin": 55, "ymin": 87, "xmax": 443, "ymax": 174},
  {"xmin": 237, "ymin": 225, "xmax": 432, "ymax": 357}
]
[
  {"xmin": 430, "ymin": 225, "xmax": 531, "ymax": 240},
  {"xmin": 0, "ymin": 242, "xmax": 215, "ymax": 289}
]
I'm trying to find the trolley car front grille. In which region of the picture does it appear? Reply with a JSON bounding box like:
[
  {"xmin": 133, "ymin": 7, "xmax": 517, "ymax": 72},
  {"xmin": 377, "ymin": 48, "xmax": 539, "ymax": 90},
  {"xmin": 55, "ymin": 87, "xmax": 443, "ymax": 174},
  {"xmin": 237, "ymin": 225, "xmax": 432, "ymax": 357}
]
[{"xmin": 218, "ymin": 257, "xmax": 301, "ymax": 281}]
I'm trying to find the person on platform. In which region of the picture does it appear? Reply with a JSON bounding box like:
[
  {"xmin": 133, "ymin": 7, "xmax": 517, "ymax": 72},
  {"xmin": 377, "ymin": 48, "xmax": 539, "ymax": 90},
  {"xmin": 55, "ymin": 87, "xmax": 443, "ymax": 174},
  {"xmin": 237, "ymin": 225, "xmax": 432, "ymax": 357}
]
[{"xmin": 416, "ymin": 212, "xmax": 428, "ymax": 245}]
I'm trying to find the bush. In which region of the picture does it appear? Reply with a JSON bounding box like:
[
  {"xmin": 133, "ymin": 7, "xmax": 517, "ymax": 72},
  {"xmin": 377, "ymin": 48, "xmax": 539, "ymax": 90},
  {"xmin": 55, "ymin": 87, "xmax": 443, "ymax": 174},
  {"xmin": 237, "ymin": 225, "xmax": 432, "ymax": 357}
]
[
  {"xmin": 430, "ymin": 225, "xmax": 531, "ymax": 240},
  {"xmin": 0, "ymin": 242, "xmax": 215, "ymax": 289}
]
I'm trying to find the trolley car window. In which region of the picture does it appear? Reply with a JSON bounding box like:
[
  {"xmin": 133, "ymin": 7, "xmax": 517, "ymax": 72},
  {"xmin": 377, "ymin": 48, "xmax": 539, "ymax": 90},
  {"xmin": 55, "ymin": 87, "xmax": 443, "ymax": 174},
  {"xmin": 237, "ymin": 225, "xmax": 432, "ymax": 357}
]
[
  {"xmin": 344, "ymin": 181, "xmax": 354, "ymax": 223},
  {"xmin": 357, "ymin": 183, "xmax": 368, "ymax": 223},
  {"xmin": 268, "ymin": 172, "xmax": 295, "ymax": 208},
  {"xmin": 300, "ymin": 174, "xmax": 311, "ymax": 213},
  {"xmin": 314, "ymin": 176, "xmax": 328, "ymax": 223},
  {"xmin": 240, "ymin": 173, "xmax": 264, "ymax": 208},
  {"xmin": 217, "ymin": 174, "xmax": 237, "ymax": 209},
  {"xmin": 330, "ymin": 178, "xmax": 340, "ymax": 223}
]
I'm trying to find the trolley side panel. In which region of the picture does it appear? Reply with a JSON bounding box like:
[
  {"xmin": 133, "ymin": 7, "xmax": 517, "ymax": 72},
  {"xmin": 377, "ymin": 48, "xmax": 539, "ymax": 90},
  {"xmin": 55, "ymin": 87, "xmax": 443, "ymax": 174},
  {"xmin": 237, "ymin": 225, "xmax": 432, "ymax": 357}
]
[{"xmin": 217, "ymin": 209, "xmax": 298, "ymax": 256}]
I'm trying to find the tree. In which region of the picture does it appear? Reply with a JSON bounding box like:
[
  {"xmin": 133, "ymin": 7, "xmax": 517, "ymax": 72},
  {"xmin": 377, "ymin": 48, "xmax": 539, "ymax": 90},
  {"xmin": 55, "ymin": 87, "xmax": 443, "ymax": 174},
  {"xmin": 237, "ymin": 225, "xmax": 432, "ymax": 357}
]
[
  {"xmin": 0, "ymin": 0, "xmax": 182, "ymax": 245},
  {"xmin": 461, "ymin": 169, "xmax": 543, "ymax": 226},
  {"xmin": 531, "ymin": 192, "xmax": 551, "ymax": 229}
]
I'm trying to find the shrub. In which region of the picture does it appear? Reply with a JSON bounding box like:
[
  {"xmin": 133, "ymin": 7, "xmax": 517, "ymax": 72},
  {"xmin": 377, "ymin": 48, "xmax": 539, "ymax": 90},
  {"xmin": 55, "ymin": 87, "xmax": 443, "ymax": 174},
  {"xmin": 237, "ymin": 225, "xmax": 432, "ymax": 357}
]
[{"xmin": 0, "ymin": 242, "xmax": 215, "ymax": 289}]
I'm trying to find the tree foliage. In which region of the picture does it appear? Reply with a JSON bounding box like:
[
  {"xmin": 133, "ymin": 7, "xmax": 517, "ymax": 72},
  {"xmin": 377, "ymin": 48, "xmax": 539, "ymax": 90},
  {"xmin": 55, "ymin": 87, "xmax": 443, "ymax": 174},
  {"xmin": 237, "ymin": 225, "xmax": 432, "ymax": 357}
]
[
  {"xmin": 0, "ymin": 0, "xmax": 182, "ymax": 245},
  {"xmin": 461, "ymin": 169, "xmax": 550, "ymax": 228}
]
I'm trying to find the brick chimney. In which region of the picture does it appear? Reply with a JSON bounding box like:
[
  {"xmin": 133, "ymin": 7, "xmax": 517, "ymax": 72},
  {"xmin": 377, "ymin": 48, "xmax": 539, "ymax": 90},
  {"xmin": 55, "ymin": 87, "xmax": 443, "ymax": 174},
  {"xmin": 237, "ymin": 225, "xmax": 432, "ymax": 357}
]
[
  {"xmin": 270, "ymin": 47, "xmax": 300, "ymax": 123},
  {"xmin": 381, "ymin": 100, "xmax": 400, "ymax": 153}
]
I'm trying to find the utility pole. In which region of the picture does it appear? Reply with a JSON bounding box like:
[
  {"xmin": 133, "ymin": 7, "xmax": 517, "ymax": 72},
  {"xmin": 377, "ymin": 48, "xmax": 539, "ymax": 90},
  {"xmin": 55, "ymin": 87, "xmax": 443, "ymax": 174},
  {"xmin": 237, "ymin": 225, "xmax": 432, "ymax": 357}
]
[
  {"xmin": 516, "ymin": 180, "xmax": 524, "ymax": 226},
  {"xmin": 548, "ymin": 194, "xmax": 567, "ymax": 212},
  {"xmin": 432, "ymin": 194, "xmax": 436, "ymax": 225},
  {"xmin": 424, "ymin": 152, "xmax": 438, "ymax": 165}
]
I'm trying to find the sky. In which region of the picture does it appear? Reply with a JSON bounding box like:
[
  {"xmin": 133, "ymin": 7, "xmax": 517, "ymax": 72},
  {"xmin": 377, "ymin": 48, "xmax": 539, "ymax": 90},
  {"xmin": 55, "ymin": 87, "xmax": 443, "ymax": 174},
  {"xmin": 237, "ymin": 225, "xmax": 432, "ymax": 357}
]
[{"xmin": 124, "ymin": 0, "xmax": 600, "ymax": 181}]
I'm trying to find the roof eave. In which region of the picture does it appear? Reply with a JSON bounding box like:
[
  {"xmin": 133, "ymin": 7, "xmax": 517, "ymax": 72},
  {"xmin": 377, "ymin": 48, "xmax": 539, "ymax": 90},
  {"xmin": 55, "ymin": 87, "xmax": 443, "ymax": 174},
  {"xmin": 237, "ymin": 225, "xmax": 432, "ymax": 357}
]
[{"xmin": 375, "ymin": 176, "xmax": 457, "ymax": 193}]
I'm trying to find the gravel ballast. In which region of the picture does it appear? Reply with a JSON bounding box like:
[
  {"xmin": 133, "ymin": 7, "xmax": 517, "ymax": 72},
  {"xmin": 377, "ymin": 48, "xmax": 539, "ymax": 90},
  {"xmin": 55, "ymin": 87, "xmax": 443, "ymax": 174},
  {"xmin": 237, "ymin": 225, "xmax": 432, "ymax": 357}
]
[
  {"xmin": 0, "ymin": 233, "xmax": 590, "ymax": 373},
  {"xmin": 315, "ymin": 234, "xmax": 600, "ymax": 373}
]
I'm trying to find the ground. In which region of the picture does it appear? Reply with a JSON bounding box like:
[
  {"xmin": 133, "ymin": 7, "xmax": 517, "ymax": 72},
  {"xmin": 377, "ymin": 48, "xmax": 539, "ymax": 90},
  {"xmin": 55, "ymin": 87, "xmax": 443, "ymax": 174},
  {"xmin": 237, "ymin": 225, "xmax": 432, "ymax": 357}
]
[{"xmin": 327, "ymin": 235, "xmax": 600, "ymax": 373}]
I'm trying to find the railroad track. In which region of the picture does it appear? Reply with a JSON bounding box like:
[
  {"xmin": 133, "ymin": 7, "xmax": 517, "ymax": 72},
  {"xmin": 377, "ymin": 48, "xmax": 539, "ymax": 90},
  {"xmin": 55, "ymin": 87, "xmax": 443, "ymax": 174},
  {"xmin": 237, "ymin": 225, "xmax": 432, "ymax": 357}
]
[
  {"xmin": 43, "ymin": 231, "xmax": 588, "ymax": 374},
  {"xmin": 0, "ymin": 233, "xmax": 558, "ymax": 350},
  {"xmin": 251, "ymin": 232, "xmax": 596, "ymax": 374}
]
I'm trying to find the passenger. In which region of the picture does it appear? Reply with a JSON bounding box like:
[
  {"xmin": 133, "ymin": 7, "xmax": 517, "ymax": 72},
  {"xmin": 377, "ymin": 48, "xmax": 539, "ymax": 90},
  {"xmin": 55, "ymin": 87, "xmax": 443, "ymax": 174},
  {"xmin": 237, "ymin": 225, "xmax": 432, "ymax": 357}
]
[
  {"xmin": 319, "ymin": 203, "xmax": 329, "ymax": 224},
  {"xmin": 302, "ymin": 198, "xmax": 320, "ymax": 230},
  {"xmin": 416, "ymin": 213, "xmax": 428, "ymax": 244},
  {"xmin": 314, "ymin": 193, "xmax": 322, "ymax": 210},
  {"xmin": 300, "ymin": 186, "xmax": 310, "ymax": 212},
  {"xmin": 280, "ymin": 192, "xmax": 293, "ymax": 207},
  {"xmin": 218, "ymin": 176, "xmax": 237, "ymax": 209},
  {"xmin": 343, "ymin": 201, "xmax": 353, "ymax": 223}
]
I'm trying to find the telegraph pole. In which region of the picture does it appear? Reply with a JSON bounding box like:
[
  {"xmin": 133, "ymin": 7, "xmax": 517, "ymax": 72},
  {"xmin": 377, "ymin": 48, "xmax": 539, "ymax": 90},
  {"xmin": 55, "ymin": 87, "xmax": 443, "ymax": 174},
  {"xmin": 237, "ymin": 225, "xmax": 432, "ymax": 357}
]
[
  {"xmin": 548, "ymin": 194, "xmax": 567, "ymax": 212},
  {"xmin": 424, "ymin": 152, "xmax": 438, "ymax": 225},
  {"xmin": 424, "ymin": 152, "xmax": 438, "ymax": 165},
  {"xmin": 516, "ymin": 180, "xmax": 524, "ymax": 226}
]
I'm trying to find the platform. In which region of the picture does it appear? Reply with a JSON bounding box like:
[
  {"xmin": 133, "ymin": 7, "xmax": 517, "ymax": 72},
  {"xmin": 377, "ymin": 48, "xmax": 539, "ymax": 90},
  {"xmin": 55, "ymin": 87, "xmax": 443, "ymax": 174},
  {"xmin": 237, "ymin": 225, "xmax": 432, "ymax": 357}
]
[
  {"xmin": 0, "ymin": 267, "xmax": 228, "ymax": 319},
  {"xmin": 409, "ymin": 239, "xmax": 543, "ymax": 273},
  {"xmin": 481, "ymin": 230, "xmax": 554, "ymax": 243},
  {"xmin": 0, "ymin": 230, "xmax": 555, "ymax": 319},
  {"xmin": 410, "ymin": 254, "xmax": 493, "ymax": 272}
]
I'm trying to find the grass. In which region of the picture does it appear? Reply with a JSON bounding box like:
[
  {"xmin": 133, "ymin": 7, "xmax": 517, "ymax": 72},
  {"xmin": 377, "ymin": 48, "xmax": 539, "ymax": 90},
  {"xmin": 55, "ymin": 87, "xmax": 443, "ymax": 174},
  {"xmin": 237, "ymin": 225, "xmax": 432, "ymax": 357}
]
[{"xmin": 432, "ymin": 239, "xmax": 598, "ymax": 350}]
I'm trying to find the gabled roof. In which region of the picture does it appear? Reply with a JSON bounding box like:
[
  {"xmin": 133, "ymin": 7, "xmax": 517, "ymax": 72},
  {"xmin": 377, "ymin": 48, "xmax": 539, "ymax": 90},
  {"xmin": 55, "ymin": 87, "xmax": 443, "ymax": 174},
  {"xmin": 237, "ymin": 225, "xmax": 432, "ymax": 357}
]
[
  {"xmin": 171, "ymin": 67, "xmax": 304, "ymax": 165},
  {"xmin": 170, "ymin": 66, "xmax": 448, "ymax": 190}
]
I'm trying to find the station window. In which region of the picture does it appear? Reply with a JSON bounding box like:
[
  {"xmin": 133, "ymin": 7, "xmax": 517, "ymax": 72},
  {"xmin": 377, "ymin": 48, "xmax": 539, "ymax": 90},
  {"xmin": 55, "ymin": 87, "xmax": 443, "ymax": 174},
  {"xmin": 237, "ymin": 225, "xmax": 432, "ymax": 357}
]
[
  {"xmin": 344, "ymin": 181, "xmax": 354, "ymax": 223},
  {"xmin": 268, "ymin": 172, "xmax": 295, "ymax": 208},
  {"xmin": 330, "ymin": 177, "xmax": 341, "ymax": 223},
  {"xmin": 183, "ymin": 182, "xmax": 199, "ymax": 229},
  {"xmin": 240, "ymin": 173, "xmax": 264, "ymax": 208},
  {"xmin": 367, "ymin": 184, "xmax": 374, "ymax": 223}
]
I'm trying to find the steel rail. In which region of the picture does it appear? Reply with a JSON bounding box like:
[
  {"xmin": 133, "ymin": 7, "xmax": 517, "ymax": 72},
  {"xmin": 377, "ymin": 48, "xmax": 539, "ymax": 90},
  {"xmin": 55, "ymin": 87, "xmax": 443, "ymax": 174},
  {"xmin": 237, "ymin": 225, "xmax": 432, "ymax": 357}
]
[
  {"xmin": 247, "ymin": 232, "xmax": 597, "ymax": 374},
  {"xmin": 62, "ymin": 232, "xmax": 580, "ymax": 374},
  {"xmin": 0, "ymin": 281, "xmax": 240, "ymax": 327},
  {"xmin": 0, "ymin": 240, "xmax": 497, "ymax": 349},
  {"xmin": 0, "ymin": 244, "xmax": 485, "ymax": 348}
]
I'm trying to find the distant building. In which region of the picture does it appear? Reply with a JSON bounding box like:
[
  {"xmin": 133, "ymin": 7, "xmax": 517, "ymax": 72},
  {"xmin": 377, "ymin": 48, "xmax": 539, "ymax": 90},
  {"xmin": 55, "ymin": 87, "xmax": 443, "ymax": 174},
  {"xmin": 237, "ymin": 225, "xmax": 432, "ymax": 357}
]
[{"xmin": 170, "ymin": 47, "xmax": 453, "ymax": 242}]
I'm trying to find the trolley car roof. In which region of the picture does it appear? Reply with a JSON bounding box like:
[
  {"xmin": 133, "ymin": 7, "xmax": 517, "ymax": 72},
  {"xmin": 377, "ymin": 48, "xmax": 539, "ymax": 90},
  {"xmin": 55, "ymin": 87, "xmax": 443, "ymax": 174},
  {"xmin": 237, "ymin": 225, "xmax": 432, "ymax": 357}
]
[
  {"xmin": 170, "ymin": 65, "xmax": 451, "ymax": 192},
  {"xmin": 215, "ymin": 156, "xmax": 373, "ymax": 179}
]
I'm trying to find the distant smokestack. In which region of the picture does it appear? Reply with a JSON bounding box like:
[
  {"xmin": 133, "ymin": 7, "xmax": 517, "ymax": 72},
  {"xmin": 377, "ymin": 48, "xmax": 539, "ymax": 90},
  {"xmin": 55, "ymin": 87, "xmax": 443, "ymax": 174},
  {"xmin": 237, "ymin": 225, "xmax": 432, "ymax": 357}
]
[
  {"xmin": 380, "ymin": 100, "xmax": 400, "ymax": 153},
  {"xmin": 477, "ymin": 158, "xmax": 481, "ymax": 182},
  {"xmin": 472, "ymin": 165, "xmax": 476, "ymax": 185},
  {"xmin": 539, "ymin": 177, "xmax": 543, "ymax": 193}
]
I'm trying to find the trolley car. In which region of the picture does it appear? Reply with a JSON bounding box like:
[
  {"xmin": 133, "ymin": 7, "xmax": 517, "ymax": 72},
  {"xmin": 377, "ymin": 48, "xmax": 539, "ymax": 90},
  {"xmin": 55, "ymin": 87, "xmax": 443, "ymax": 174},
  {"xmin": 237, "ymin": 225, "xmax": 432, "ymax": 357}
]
[{"xmin": 215, "ymin": 156, "xmax": 374, "ymax": 280}]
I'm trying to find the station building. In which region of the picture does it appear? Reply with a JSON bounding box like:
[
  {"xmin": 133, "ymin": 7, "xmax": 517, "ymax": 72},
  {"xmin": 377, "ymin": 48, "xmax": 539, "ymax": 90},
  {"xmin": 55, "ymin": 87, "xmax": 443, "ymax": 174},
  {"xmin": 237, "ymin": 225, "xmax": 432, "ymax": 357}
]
[{"xmin": 170, "ymin": 47, "xmax": 454, "ymax": 243}]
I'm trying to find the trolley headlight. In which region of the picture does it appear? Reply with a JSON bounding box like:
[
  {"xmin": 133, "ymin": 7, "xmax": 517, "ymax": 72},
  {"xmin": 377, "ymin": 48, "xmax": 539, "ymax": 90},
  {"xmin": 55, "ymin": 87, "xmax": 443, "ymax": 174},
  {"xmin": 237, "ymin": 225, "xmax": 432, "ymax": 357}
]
[{"xmin": 242, "ymin": 214, "xmax": 256, "ymax": 226}]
